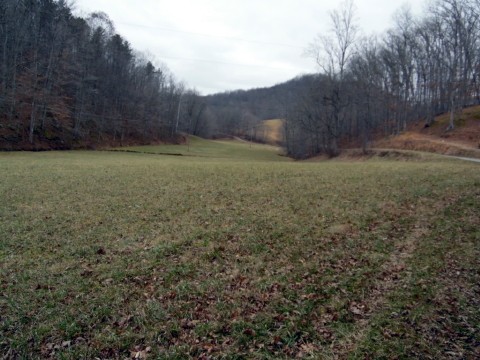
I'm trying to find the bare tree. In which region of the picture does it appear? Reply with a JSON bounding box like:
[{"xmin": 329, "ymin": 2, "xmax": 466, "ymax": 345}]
[{"xmin": 305, "ymin": 0, "xmax": 359, "ymax": 155}]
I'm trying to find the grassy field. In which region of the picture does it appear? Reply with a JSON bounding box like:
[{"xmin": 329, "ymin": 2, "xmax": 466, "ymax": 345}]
[
  {"xmin": 1, "ymin": 139, "xmax": 479, "ymax": 359},
  {"xmin": 115, "ymin": 136, "xmax": 289, "ymax": 162}
]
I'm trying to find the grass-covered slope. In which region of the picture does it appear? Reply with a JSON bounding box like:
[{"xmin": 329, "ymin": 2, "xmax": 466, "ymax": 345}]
[
  {"xmin": 114, "ymin": 136, "xmax": 289, "ymax": 162},
  {"xmin": 256, "ymin": 119, "xmax": 285, "ymax": 146},
  {"xmin": 0, "ymin": 140, "xmax": 479, "ymax": 358}
]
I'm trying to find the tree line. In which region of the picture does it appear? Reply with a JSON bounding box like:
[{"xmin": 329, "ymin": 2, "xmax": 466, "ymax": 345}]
[
  {"xmin": 0, "ymin": 0, "xmax": 206, "ymax": 150},
  {"xmin": 285, "ymin": 0, "xmax": 480, "ymax": 157},
  {"xmin": 2, "ymin": 0, "xmax": 479, "ymax": 154}
]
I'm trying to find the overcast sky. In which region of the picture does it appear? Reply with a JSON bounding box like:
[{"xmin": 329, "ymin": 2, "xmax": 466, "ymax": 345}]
[{"xmin": 73, "ymin": 0, "xmax": 425, "ymax": 95}]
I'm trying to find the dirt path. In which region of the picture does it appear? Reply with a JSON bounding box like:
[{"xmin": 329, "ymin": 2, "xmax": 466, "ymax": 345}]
[
  {"xmin": 232, "ymin": 136, "xmax": 249, "ymax": 143},
  {"xmin": 447, "ymin": 156, "xmax": 480, "ymax": 164}
]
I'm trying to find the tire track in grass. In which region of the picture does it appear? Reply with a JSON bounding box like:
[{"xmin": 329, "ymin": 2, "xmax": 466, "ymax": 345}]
[{"xmin": 330, "ymin": 202, "xmax": 437, "ymax": 359}]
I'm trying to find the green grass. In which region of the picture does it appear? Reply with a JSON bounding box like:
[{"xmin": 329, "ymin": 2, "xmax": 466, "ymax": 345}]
[
  {"xmin": 114, "ymin": 136, "xmax": 290, "ymax": 162},
  {"xmin": 0, "ymin": 139, "xmax": 479, "ymax": 358}
]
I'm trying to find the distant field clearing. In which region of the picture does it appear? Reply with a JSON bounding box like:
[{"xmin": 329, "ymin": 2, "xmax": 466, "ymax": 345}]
[{"xmin": 254, "ymin": 119, "xmax": 284, "ymax": 145}]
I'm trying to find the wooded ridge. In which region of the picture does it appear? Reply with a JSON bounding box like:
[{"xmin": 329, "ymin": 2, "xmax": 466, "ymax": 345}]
[
  {"xmin": 0, "ymin": 0, "xmax": 206, "ymax": 150},
  {"xmin": 1, "ymin": 0, "xmax": 479, "ymax": 156}
]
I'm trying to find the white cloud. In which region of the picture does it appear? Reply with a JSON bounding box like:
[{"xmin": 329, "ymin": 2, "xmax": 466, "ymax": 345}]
[{"xmin": 73, "ymin": 0, "xmax": 424, "ymax": 95}]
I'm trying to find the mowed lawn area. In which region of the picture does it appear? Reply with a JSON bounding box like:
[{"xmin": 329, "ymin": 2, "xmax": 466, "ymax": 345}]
[{"xmin": 0, "ymin": 140, "xmax": 479, "ymax": 359}]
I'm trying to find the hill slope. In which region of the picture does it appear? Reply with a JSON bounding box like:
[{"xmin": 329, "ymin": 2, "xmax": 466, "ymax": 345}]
[
  {"xmin": 374, "ymin": 106, "xmax": 480, "ymax": 159},
  {"xmin": 249, "ymin": 119, "xmax": 285, "ymax": 146},
  {"xmin": 114, "ymin": 136, "xmax": 288, "ymax": 162}
]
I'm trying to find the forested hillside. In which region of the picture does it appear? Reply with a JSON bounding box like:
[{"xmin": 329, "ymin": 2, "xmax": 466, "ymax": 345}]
[
  {"xmin": 205, "ymin": 0, "xmax": 480, "ymax": 158},
  {"xmin": 1, "ymin": 0, "xmax": 479, "ymax": 155},
  {"xmin": 0, "ymin": 0, "xmax": 206, "ymax": 150},
  {"xmin": 202, "ymin": 75, "xmax": 309, "ymax": 138}
]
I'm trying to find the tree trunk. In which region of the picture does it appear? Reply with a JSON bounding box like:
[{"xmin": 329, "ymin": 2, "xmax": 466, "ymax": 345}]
[
  {"xmin": 447, "ymin": 96, "xmax": 455, "ymax": 131},
  {"xmin": 29, "ymin": 100, "xmax": 36, "ymax": 144}
]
